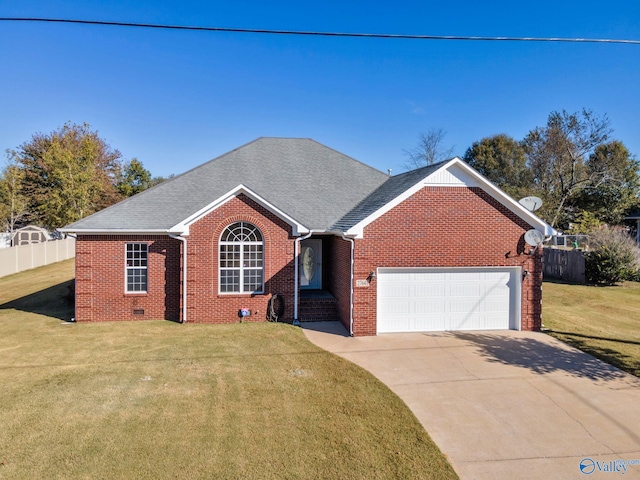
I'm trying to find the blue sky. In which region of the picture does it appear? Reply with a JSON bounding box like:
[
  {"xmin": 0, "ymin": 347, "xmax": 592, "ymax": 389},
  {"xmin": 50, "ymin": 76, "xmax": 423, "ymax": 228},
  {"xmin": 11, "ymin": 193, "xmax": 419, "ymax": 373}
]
[{"xmin": 1, "ymin": 1, "xmax": 639, "ymax": 178}]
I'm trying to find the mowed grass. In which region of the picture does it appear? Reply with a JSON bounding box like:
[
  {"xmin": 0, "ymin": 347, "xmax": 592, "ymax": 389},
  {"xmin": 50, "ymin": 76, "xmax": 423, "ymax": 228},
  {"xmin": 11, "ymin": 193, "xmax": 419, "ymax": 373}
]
[
  {"xmin": 543, "ymin": 280, "xmax": 640, "ymax": 377},
  {"xmin": 0, "ymin": 260, "xmax": 457, "ymax": 480}
]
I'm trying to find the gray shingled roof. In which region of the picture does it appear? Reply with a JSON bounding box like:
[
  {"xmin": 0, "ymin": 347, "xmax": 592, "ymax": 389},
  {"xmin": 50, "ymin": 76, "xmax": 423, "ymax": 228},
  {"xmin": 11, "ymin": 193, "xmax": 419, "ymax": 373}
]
[
  {"xmin": 63, "ymin": 138, "xmax": 391, "ymax": 232},
  {"xmin": 330, "ymin": 162, "xmax": 445, "ymax": 231}
]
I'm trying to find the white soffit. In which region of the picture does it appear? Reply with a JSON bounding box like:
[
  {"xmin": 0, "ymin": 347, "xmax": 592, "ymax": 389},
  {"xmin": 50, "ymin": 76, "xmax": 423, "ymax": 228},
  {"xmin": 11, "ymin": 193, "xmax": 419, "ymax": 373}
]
[{"xmin": 423, "ymin": 161, "xmax": 483, "ymax": 187}]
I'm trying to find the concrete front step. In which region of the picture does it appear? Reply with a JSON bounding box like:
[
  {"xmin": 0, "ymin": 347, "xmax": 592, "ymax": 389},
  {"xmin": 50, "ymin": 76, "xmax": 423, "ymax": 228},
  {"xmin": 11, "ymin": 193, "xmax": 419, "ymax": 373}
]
[
  {"xmin": 299, "ymin": 295, "xmax": 339, "ymax": 322},
  {"xmin": 299, "ymin": 313, "xmax": 339, "ymax": 322}
]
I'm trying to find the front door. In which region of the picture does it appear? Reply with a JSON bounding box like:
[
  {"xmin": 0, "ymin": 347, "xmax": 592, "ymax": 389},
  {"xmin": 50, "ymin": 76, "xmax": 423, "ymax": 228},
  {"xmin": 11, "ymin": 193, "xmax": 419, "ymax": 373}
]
[{"xmin": 300, "ymin": 239, "xmax": 322, "ymax": 289}]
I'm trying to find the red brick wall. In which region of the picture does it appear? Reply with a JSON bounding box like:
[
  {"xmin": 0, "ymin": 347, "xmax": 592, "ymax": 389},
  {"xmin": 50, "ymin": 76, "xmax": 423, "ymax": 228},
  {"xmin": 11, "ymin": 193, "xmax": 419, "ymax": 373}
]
[
  {"xmin": 75, "ymin": 235, "xmax": 181, "ymax": 322},
  {"xmin": 351, "ymin": 186, "xmax": 542, "ymax": 336},
  {"xmin": 74, "ymin": 194, "xmax": 295, "ymax": 323},
  {"xmin": 186, "ymin": 194, "xmax": 295, "ymax": 323},
  {"xmin": 326, "ymin": 235, "xmax": 353, "ymax": 332}
]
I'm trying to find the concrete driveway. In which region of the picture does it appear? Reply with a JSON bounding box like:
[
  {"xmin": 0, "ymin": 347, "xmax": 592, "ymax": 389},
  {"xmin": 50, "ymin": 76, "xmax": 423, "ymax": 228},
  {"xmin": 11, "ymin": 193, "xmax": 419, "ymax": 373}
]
[{"xmin": 303, "ymin": 322, "xmax": 640, "ymax": 479}]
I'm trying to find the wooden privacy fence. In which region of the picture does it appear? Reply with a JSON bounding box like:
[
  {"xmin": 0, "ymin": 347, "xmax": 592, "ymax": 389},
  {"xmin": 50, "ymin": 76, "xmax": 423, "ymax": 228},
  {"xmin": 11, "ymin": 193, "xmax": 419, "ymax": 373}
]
[
  {"xmin": 0, "ymin": 237, "xmax": 75, "ymax": 278},
  {"xmin": 543, "ymin": 248, "xmax": 586, "ymax": 284}
]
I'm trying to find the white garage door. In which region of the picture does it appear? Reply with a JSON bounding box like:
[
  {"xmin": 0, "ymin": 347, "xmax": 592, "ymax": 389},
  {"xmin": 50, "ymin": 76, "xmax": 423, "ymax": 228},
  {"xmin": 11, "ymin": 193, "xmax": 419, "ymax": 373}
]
[{"xmin": 377, "ymin": 267, "xmax": 520, "ymax": 333}]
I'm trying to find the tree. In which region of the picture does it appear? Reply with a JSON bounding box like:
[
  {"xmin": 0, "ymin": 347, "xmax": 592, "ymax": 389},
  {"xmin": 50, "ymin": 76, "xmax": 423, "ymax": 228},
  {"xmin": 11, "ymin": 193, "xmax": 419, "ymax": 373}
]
[
  {"xmin": 570, "ymin": 141, "xmax": 640, "ymax": 224},
  {"xmin": 462, "ymin": 134, "xmax": 533, "ymax": 199},
  {"xmin": 566, "ymin": 211, "xmax": 603, "ymax": 234},
  {"xmin": 522, "ymin": 109, "xmax": 612, "ymax": 228},
  {"xmin": 0, "ymin": 151, "xmax": 30, "ymax": 233},
  {"xmin": 149, "ymin": 174, "xmax": 173, "ymax": 187},
  {"xmin": 14, "ymin": 122, "xmax": 123, "ymax": 230},
  {"xmin": 404, "ymin": 128, "xmax": 455, "ymax": 170},
  {"xmin": 117, "ymin": 158, "xmax": 152, "ymax": 197}
]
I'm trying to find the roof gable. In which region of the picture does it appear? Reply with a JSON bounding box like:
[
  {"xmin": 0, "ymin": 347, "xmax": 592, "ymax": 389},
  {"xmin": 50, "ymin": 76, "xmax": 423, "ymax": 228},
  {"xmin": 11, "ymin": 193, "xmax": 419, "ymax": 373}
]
[
  {"xmin": 170, "ymin": 184, "xmax": 309, "ymax": 236},
  {"xmin": 60, "ymin": 138, "xmax": 389, "ymax": 234},
  {"xmin": 340, "ymin": 158, "xmax": 554, "ymax": 238}
]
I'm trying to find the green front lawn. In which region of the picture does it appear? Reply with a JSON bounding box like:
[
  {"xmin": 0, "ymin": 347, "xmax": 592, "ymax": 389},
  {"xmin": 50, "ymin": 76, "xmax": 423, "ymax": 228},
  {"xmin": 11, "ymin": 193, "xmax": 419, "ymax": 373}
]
[
  {"xmin": 543, "ymin": 280, "xmax": 640, "ymax": 377},
  {"xmin": 0, "ymin": 261, "xmax": 457, "ymax": 480}
]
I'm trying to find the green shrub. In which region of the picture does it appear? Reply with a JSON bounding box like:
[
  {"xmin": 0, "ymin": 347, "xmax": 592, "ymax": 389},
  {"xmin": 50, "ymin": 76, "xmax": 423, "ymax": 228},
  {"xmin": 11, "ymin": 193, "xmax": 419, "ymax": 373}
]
[
  {"xmin": 585, "ymin": 226, "xmax": 640, "ymax": 285},
  {"xmin": 568, "ymin": 211, "xmax": 603, "ymax": 235}
]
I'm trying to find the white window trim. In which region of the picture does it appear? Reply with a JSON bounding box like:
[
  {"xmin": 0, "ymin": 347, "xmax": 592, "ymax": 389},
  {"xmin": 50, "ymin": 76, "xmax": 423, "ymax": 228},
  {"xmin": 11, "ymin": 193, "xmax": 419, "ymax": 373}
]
[
  {"xmin": 218, "ymin": 222, "xmax": 265, "ymax": 295},
  {"xmin": 125, "ymin": 242, "xmax": 148, "ymax": 294}
]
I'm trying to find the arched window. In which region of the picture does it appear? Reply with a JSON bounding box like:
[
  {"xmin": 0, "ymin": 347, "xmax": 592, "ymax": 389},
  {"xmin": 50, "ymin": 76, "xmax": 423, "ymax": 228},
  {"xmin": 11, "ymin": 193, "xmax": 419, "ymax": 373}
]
[{"xmin": 219, "ymin": 222, "xmax": 264, "ymax": 294}]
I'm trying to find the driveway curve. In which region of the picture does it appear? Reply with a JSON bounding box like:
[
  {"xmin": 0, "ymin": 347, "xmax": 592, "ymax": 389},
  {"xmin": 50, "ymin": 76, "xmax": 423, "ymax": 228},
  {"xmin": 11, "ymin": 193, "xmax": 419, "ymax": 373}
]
[{"xmin": 303, "ymin": 322, "xmax": 640, "ymax": 479}]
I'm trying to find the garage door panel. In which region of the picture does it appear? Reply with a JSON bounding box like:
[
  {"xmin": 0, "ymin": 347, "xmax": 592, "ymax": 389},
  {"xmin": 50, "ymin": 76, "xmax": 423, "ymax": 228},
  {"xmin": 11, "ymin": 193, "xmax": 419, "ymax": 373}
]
[
  {"xmin": 450, "ymin": 300, "xmax": 480, "ymax": 313},
  {"xmin": 485, "ymin": 273, "xmax": 511, "ymax": 285},
  {"xmin": 449, "ymin": 314, "xmax": 493, "ymax": 331},
  {"xmin": 379, "ymin": 300, "xmax": 411, "ymax": 315},
  {"xmin": 486, "ymin": 283, "xmax": 510, "ymax": 293},
  {"xmin": 413, "ymin": 316, "xmax": 447, "ymax": 331},
  {"xmin": 379, "ymin": 318, "xmax": 411, "ymax": 333},
  {"xmin": 413, "ymin": 284, "xmax": 445, "ymax": 297},
  {"xmin": 386, "ymin": 273, "xmax": 412, "ymax": 282},
  {"xmin": 384, "ymin": 285, "xmax": 411, "ymax": 298},
  {"xmin": 378, "ymin": 267, "xmax": 519, "ymax": 333},
  {"xmin": 449, "ymin": 284, "xmax": 481, "ymax": 297},
  {"xmin": 485, "ymin": 294, "xmax": 510, "ymax": 304},
  {"xmin": 486, "ymin": 294, "xmax": 510, "ymax": 304},
  {"xmin": 414, "ymin": 272, "xmax": 446, "ymax": 282},
  {"xmin": 449, "ymin": 314, "xmax": 482, "ymax": 330},
  {"xmin": 484, "ymin": 304, "xmax": 510, "ymax": 315},
  {"xmin": 413, "ymin": 300, "xmax": 446, "ymax": 314},
  {"xmin": 455, "ymin": 271, "xmax": 481, "ymax": 281}
]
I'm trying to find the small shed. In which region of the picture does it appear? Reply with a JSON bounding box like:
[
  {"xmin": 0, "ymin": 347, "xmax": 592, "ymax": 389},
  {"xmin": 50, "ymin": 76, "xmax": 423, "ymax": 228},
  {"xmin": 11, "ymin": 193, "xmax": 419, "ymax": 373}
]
[
  {"xmin": 11, "ymin": 225, "xmax": 50, "ymax": 247},
  {"xmin": 0, "ymin": 232, "xmax": 10, "ymax": 249}
]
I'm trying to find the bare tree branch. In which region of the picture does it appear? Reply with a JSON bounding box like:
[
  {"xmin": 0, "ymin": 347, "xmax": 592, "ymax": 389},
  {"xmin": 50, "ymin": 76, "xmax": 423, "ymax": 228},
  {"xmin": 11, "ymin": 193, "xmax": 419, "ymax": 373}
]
[{"xmin": 403, "ymin": 128, "xmax": 455, "ymax": 170}]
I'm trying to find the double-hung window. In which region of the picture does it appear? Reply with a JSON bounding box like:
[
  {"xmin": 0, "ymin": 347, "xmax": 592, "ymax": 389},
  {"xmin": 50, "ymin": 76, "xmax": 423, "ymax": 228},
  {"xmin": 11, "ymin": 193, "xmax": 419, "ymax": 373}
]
[
  {"xmin": 219, "ymin": 222, "xmax": 264, "ymax": 294},
  {"xmin": 126, "ymin": 243, "xmax": 148, "ymax": 292}
]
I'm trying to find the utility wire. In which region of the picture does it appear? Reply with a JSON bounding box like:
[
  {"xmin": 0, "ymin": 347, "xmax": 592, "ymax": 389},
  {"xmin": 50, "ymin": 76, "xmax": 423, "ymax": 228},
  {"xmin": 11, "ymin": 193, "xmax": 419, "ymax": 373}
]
[{"xmin": 1, "ymin": 17, "xmax": 639, "ymax": 45}]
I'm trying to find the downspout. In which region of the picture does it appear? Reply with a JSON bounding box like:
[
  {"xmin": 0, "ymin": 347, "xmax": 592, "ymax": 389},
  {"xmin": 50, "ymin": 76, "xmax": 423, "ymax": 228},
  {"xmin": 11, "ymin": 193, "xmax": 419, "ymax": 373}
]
[
  {"xmin": 167, "ymin": 232, "xmax": 187, "ymax": 323},
  {"xmin": 293, "ymin": 230, "xmax": 316, "ymax": 326},
  {"xmin": 62, "ymin": 232, "xmax": 78, "ymax": 322},
  {"xmin": 341, "ymin": 233, "xmax": 355, "ymax": 337}
]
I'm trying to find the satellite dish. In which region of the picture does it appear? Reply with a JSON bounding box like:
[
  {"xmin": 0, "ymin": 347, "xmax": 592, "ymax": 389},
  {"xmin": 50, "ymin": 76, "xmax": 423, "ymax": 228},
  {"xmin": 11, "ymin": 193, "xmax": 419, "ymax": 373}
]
[
  {"xmin": 519, "ymin": 196, "xmax": 543, "ymax": 212},
  {"xmin": 524, "ymin": 229, "xmax": 544, "ymax": 247}
]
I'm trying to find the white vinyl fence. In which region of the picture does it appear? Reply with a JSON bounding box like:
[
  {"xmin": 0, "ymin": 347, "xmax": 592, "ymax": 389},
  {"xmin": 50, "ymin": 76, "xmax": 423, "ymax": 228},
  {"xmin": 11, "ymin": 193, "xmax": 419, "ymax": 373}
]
[{"xmin": 0, "ymin": 237, "xmax": 75, "ymax": 278}]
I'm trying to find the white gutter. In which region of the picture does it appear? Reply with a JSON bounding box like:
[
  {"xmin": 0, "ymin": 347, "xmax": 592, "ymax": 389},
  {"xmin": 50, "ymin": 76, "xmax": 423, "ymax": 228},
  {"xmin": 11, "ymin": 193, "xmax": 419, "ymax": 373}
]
[
  {"xmin": 167, "ymin": 232, "xmax": 187, "ymax": 323},
  {"xmin": 293, "ymin": 230, "xmax": 320, "ymax": 326},
  {"xmin": 341, "ymin": 233, "xmax": 355, "ymax": 337}
]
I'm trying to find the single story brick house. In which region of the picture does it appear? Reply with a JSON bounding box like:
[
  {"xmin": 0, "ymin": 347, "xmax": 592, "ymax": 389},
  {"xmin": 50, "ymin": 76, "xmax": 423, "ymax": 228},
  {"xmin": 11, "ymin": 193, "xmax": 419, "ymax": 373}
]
[{"xmin": 60, "ymin": 137, "xmax": 553, "ymax": 336}]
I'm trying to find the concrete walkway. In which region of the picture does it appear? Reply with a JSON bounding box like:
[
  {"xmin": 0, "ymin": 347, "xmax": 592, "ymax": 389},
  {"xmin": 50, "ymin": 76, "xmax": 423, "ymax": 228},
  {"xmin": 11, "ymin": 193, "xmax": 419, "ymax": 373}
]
[{"xmin": 303, "ymin": 322, "xmax": 640, "ymax": 479}]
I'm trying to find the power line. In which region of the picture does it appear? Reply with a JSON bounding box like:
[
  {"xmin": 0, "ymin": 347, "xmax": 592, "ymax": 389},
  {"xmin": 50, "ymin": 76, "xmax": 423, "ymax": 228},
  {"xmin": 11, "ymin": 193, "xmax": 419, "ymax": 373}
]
[{"xmin": 1, "ymin": 17, "xmax": 639, "ymax": 45}]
